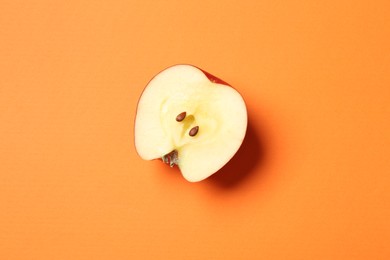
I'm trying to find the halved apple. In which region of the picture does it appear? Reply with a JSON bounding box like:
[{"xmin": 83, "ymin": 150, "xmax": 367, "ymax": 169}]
[{"xmin": 135, "ymin": 65, "xmax": 247, "ymax": 182}]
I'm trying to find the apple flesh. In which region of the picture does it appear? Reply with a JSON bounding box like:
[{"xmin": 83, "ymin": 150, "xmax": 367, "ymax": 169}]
[{"xmin": 135, "ymin": 65, "xmax": 247, "ymax": 182}]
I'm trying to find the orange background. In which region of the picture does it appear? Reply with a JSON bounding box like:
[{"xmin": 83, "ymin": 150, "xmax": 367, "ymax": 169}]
[{"xmin": 1, "ymin": 1, "xmax": 389, "ymax": 259}]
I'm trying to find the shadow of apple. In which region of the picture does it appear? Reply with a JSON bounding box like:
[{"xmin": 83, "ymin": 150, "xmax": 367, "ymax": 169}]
[{"xmin": 206, "ymin": 114, "xmax": 265, "ymax": 189}]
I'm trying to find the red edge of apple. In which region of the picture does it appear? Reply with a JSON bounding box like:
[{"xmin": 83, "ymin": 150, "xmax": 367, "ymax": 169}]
[{"xmin": 197, "ymin": 68, "xmax": 231, "ymax": 86}]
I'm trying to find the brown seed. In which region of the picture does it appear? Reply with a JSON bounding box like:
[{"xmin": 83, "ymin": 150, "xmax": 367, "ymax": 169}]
[
  {"xmin": 176, "ymin": 112, "xmax": 186, "ymax": 122},
  {"xmin": 189, "ymin": 126, "xmax": 199, "ymax": 137}
]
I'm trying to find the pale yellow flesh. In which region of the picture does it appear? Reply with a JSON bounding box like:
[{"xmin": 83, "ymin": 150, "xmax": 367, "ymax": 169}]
[{"xmin": 135, "ymin": 65, "xmax": 247, "ymax": 182}]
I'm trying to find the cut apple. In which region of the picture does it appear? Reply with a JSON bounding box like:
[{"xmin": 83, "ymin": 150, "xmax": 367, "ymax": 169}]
[{"xmin": 135, "ymin": 64, "xmax": 247, "ymax": 182}]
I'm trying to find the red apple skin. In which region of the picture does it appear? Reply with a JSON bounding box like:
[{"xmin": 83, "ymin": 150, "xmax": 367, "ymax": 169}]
[{"xmin": 198, "ymin": 68, "xmax": 231, "ymax": 86}]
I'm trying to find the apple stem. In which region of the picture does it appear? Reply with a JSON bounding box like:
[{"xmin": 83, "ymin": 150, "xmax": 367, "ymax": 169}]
[
  {"xmin": 176, "ymin": 112, "xmax": 186, "ymax": 122},
  {"xmin": 189, "ymin": 126, "xmax": 199, "ymax": 137}
]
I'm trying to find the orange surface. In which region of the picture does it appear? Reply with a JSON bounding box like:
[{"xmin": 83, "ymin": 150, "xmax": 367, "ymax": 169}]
[{"xmin": 1, "ymin": 1, "xmax": 389, "ymax": 259}]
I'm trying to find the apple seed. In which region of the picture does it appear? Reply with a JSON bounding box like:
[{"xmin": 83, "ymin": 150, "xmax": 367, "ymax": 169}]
[
  {"xmin": 176, "ymin": 112, "xmax": 186, "ymax": 122},
  {"xmin": 189, "ymin": 126, "xmax": 199, "ymax": 137}
]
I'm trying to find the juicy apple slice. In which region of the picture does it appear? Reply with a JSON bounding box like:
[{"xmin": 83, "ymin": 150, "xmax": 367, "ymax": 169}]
[{"xmin": 135, "ymin": 65, "xmax": 247, "ymax": 182}]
